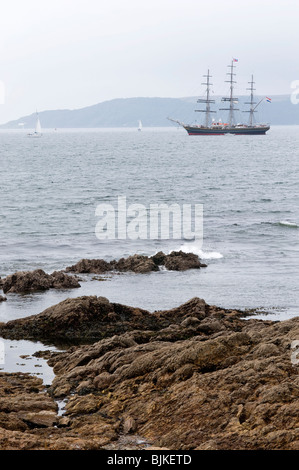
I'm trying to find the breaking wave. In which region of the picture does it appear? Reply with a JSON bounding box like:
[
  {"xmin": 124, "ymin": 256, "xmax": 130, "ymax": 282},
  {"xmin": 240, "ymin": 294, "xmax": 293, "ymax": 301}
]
[
  {"xmin": 278, "ymin": 221, "xmax": 298, "ymax": 228},
  {"xmin": 178, "ymin": 243, "xmax": 223, "ymax": 259}
]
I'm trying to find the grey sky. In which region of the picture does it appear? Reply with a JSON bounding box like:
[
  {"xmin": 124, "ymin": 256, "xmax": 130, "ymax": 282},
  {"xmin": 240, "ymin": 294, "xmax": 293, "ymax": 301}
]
[{"xmin": 0, "ymin": 0, "xmax": 298, "ymax": 123}]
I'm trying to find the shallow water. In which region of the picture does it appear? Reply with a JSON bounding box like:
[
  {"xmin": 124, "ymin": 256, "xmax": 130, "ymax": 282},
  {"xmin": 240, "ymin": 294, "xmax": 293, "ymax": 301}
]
[{"xmin": 0, "ymin": 337, "xmax": 57, "ymax": 385}]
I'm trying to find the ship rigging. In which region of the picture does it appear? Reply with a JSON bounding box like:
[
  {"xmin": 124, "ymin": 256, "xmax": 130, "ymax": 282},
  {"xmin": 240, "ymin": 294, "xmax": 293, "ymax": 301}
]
[{"xmin": 168, "ymin": 59, "xmax": 270, "ymax": 135}]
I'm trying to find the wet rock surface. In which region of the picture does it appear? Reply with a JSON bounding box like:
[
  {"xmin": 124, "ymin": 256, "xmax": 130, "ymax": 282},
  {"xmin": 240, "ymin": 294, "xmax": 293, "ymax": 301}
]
[
  {"xmin": 0, "ymin": 372, "xmax": 120, "ymax": 450},
  {"xmin": 65, "ymin": 251, "xmax": 207, "ymax": 274},
  {"xmin": 0, "ymin": 297, "xmax": 298, "ymax": 450},
  {"xmin": 1, "ymin": 269, "xmax": 81, "ymax": 294}
]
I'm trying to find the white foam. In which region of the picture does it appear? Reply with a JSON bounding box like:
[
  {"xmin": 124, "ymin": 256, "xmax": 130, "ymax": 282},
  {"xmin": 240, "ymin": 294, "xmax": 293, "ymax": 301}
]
[
  {"xmin": 178, "ymin": 243, "xmax": 223, "ymax": 259},
  {"xmin": 279, "ymin": 220, "xmax": 298, "ymax": 228}
]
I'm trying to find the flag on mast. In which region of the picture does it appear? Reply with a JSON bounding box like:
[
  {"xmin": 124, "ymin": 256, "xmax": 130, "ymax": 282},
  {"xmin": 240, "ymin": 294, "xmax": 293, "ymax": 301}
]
[
  {"xmin": 233, "ymin": 58, "xmax": 238, "ymax": 62},
  {"xmin": 266, "ymin": 97, "xmax": 272, "ymax": 103}
]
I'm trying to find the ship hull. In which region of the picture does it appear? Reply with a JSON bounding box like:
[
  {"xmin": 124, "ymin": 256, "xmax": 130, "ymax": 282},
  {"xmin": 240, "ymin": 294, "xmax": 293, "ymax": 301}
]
[{"xmin": 184, "ymin": 125, "xmax": 270, "ymax": 136}]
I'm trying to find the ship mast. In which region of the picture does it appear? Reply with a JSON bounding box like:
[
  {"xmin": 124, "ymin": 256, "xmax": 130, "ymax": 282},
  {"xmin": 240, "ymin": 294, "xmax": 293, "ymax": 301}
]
[
  {"xmin": 195, "ymin": 69, "xmax": 216, "ymax": 127},
  {"xmin": 220, "ymin": 60, "xmax": 239, "ymax": 126},
  {"xmin": 243, "ymin": 75, "xmax": 256, "ymax": 126}
]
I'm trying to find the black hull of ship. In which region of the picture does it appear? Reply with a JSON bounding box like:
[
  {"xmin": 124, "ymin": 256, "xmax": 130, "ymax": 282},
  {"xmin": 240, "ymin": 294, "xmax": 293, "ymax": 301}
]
[{"xmin": 184, "ymin": 125, "xmax": 270, "ymax": 136}]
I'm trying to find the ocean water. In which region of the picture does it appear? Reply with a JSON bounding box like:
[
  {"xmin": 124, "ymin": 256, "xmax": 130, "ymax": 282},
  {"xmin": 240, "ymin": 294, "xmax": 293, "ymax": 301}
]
[{"xmin": 0, "ymin": 125, "xmax": 298, "ymax": 331}]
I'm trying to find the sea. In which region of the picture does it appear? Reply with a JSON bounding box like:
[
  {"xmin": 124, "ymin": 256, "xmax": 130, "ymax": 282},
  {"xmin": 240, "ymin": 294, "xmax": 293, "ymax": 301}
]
[{"xmin": 0, "ymin": 126, "xmax": 298, "ymax": 382}]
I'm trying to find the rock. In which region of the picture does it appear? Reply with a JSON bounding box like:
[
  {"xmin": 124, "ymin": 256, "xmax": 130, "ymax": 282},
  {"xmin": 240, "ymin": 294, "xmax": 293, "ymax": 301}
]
[
  {"xmin": 151, "ymin": 251, "xmax": 166, "ymax": 266},
  {"xmin": 1, "ymin": 298, "xmax": 299, "ymax": 450},
  {"xmin": 0, "ymin": 372, "xmax": 58, "ymax": 433},
  {"xmin": 1, "ymin": 269, "xmax": 80, "ymax": 294},
  {"xmin": 114, "ymin": 255, "xmax": 159, "ymax": 274},
  {"xmin": 181, "ymin": 316, "xmax": 201, "ymax": 328},
  {"xmin": 0, "ymin": 372, "xmax": 119, "ymax": 449},
  {"xmin": 65, "ymin": 251, "xmax": 207, "ymax": 275},
  {"xmin": 252, "ymin": 342, "xmax": 280, "ymax": 358},
  {"xmin": 0, "ymin": 296, "xmax": 150, "ymax": 344},
  {"xmin": 0, "ymin": 295, "xmax": 246, "ymax": 346},
  {"xmin": 65, "ymin": 255, "xmax": 158, "ymax": 274},
  {"xmin": 123, "ymin": 417, "xmax": 137, "ymax": 434},
  {"xmin": 66, "ymin": 258, "xmax": 111, "ymax": 274},
  {"xmin": 20, "ymin": 411, "xmax": 58, "ymax": 428},
  {"xmin": 50, "ymin": 271, "xmax": 81, "ymax": 290},
  {"xmin": 0, "ymin": 296, "xmax": 220, "ymax": 345},
  {"xmin": 163, "ymin": 251, "xmax": 207, "ymax": 271},
  {"xmin": 0, "ymin": 295, "xmax": 7, "ymax": 302},
  {"xmin": 94, "ymin": 372, "xmax": 114, "ymax": 390},
  {"xmin": 43, "ymin": 311, "xmax": 299, "ymax": 450},
  {"xmin": 57, "ymin": 416, "xmax": 71, "ymax": 428}
]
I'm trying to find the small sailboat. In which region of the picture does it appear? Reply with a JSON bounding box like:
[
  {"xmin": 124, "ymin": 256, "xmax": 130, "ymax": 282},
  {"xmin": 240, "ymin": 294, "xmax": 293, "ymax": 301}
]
[
  {"xmin": 28, "ymin": 112, "xmax": 42, "ymax": 137},
  {"xmin": 138, "ymin": 120, "xmax": 142, "ymax": 131}
]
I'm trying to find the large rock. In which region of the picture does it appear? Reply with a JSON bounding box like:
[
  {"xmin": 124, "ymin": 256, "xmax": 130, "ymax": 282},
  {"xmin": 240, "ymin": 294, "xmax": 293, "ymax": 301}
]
[
  {"xmin": 1, "ymin": 269, "xmax": 81, "ymax": 294},
  {"xmin": 0, "ymin": 296, "xmax": 245, "ymax": 345}
]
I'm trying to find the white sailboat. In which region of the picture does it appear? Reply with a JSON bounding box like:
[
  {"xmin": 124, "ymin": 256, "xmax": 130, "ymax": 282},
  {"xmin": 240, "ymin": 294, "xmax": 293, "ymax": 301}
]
[
  {"xmin": 138, "ymin": 120, "xmax": 142, "ymax": 131},
  {"xmin": 28, "ymin": 112, "xmax": 42, "ymax": 137}
]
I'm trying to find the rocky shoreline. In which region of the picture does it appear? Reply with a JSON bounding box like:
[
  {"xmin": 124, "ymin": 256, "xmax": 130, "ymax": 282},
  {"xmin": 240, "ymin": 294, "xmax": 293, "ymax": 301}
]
[{"xmin": 0, "ymin": 293, "xmax": 298, "ymax": 450}]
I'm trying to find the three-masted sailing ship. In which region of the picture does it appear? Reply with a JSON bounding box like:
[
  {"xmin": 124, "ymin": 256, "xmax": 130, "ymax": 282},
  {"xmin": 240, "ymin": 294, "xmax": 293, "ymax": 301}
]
[{"xmin": 169, "ymin": 60, "xmax": 270, "ymax": 135}]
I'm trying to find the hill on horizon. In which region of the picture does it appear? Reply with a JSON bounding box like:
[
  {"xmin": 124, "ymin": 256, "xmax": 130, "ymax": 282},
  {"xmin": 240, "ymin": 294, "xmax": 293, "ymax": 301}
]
[{"xmin": 1, "ymin": 95, "xmax": 298, "ymax": 129}]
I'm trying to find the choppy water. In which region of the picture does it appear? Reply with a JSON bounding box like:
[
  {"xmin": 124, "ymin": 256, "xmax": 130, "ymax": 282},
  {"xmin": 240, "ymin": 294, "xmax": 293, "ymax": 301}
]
[{"xmin": 0, "ymin": 126, "xmax": 298, "ymax": 339}]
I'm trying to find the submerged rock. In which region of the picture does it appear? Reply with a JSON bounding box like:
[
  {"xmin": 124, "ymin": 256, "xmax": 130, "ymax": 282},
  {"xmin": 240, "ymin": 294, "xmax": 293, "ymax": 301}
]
[{"xmin": 1, "ymin": 269, "xmax": 81, "ymax": 294}]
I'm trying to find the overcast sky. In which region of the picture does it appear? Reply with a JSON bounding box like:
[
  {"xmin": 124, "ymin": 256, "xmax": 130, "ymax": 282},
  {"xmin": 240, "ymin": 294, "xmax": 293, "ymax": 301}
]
[{"xmin": 0, "ymin": 0, "xmax": 298, "ymax": 123}]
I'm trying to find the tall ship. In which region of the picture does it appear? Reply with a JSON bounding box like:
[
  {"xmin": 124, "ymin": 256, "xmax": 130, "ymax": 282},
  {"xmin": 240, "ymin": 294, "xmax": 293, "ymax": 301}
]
[{"xmin": 169, "ymin": 60, "xmax": 270, "ymax": 135}]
